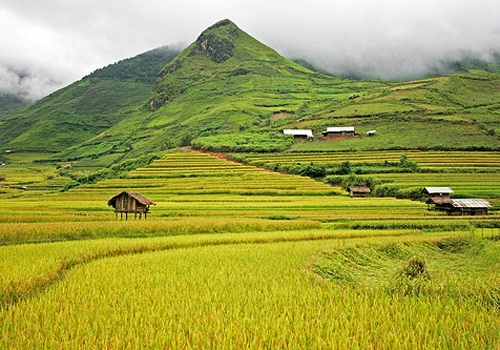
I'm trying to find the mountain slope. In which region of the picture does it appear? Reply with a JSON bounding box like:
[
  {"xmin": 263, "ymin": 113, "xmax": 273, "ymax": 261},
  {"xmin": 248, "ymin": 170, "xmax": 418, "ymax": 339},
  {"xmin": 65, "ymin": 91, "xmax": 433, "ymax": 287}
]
[
  {"xmin": 2, "ymin": 19, "xmax": 499, "ymax": 166},
  {"xmin": 56, "ymin": 20, "xmax": 499, "ymax": 163},
  {"xmin": 0, "ymin": 46, "xmax": 180, "ymax": 152},
  {"xmin": 0, "ymin": 93, "xmax": 30, "ymax": 117},
  {"xmin": 54, "ymin": 20, "xmax": 383, "ymax": 161}
]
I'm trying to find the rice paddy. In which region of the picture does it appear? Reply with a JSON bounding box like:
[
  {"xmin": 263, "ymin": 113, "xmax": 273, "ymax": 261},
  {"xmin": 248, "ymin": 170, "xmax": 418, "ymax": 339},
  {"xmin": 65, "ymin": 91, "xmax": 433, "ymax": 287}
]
[{"xmin": 0, "ymin": 150, "xmax": 499, "ymax": 349}]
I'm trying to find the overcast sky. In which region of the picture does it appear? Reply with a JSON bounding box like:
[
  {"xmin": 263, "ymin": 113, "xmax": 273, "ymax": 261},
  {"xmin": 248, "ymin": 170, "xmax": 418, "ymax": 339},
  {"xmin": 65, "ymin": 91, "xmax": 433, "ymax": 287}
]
[{"xmin": 1, "ymin": 0, "xmax": 500, "ymax": 101}]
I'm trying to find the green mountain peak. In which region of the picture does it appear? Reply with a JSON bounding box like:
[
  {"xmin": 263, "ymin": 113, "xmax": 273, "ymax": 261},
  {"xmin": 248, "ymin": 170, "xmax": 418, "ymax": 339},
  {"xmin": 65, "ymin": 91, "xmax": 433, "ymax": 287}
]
[
  {"xmin": 149, "ymin": 19, "xmax": 301, "ymax": 110},
  {"xmin": 194, "ymin": 19, "xmax": 239, "ymax": 63}
]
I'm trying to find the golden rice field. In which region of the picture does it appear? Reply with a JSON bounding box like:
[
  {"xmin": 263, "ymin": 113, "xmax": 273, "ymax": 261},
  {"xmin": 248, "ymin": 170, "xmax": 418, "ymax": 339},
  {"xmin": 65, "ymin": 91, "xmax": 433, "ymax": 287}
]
[{"xmin": 0, "ymin": 150, "xmax": 499, "ymax": 349}]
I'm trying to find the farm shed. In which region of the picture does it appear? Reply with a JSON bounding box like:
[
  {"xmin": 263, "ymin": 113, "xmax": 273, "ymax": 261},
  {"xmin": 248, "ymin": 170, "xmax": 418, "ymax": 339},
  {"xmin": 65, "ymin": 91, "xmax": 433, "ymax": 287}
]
[
  {"xmin": 349, "ymin": 186, "xmax": 371, "ymax": 198},
  {"xmin": 107, "ymin": 191, "xmax": 155, "ymax": 220},
  {"xmin": 448, "ymin": 199, "xmax": 491, "ymax": 216},
  {"xmin": 282, "ymin": 129, "xmax": 313, "ymax": 140},
  {"xmin": 322, "ymin": 127, "xmax": 355, "ymax": 139},
  {"xmin": 422, "ymin": 187, "xmax": 454, "ymax": 211}
]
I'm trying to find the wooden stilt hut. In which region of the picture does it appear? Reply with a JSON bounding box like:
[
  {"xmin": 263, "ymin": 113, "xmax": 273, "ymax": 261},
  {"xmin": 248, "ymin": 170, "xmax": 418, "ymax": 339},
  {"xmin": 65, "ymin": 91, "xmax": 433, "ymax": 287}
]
[{"xmin": 107, "ymin": 191, "xmax": 155, "ymax": 220}]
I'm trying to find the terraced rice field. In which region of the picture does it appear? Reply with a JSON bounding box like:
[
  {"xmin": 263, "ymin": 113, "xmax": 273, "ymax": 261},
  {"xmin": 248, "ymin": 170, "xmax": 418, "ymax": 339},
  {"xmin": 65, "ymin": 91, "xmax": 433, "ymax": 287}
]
[
  {"xmin": 0, "ymin": 150, "xmax": 499, "ymax": 349},
  {"xmin": 241, "ymin": 151, "xmax": 500, "ymax": 199}
]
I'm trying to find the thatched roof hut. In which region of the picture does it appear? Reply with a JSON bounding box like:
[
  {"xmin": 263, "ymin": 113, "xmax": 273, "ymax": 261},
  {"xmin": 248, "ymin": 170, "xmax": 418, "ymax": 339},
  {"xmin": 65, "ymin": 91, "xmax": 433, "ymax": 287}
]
[{"xmin": 108, "ymin": 191, "xmax": 155, "ymax": 220}]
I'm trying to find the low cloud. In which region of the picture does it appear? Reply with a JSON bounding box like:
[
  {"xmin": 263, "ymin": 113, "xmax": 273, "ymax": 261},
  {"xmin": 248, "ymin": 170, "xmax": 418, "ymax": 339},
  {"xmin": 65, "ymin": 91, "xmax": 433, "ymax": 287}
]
[
  {"xmin": 0, "ymin": 0, "xmax": 499, "ymax": 102},
  {"xmin": 0, "ymin": 64, "xmax": 64, "ymax": 101}
]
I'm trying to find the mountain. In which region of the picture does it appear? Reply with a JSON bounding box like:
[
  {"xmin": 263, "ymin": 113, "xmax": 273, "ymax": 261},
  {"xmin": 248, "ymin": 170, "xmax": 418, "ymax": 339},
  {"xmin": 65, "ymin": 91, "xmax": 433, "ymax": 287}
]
[
  {"xmin": 49, "ymin": 20, "xmax": 387, "ymax": 162},
  {"xmin": 442, "ymin": 53, "xmax": 500, "ymax": 76},
  {"xmin": 1, "ymin": 19, "xmax": 499, "ymax": 166},
  {"xmin": 0, "ymin": 93, "xmax": 30, "ymax": 117},
  {"xmin": 0, "ymin": 46, "xmax": 180, "ymax": 153}
]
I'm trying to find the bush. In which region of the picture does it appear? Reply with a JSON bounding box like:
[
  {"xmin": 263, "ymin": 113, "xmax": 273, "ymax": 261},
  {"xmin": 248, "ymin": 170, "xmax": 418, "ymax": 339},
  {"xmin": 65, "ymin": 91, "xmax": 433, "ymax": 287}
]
[
  {"xmin": 286, "ymin": 162, "xmax": 327, "ymax": 178},
  {"xmin": 372, "ymin": 184, "xmax": 402, "ymax": 198},
  {"xmin": 325, "ymin": 174, "xmax": 379, "ymax": 191}
]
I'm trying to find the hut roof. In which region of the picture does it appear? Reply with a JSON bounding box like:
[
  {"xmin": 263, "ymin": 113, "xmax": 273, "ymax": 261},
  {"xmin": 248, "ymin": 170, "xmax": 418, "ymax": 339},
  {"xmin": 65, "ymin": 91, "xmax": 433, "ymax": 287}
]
[
  {"xmin": 349, "ymin": 186, "xmax": 371, "ymax": 193},
  {"xmin": 282, "ymin": 129, "xmax": 313, "ymax": 138},
  {"xmin": 325, "ymin": 126, "xmax": 355, "ymax": 133},
  {"xmin": 423, "ymin": 187, "xmax": 454, "ymax": 195},
  {"xmin": 107, "ymin": 191, "xmax": 155, "ymax": 207},
  {"xmin": 451, "ymin": 199, "xmax": 491, "ymax": 208}
]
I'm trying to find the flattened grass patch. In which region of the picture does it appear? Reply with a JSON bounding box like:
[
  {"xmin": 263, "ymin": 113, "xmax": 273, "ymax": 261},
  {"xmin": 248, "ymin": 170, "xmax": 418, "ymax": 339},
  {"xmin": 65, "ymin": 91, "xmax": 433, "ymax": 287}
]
[{"xmin": 312, "ymin": 235, "xmax": 500, "ymax": 306}]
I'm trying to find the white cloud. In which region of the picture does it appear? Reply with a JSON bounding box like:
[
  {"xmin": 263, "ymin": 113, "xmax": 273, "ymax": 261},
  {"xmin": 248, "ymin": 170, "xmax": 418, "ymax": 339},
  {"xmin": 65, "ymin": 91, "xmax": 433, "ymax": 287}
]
[{"xmin": 1, "ymin": 0, "xmax": 499, "ymax": 100}]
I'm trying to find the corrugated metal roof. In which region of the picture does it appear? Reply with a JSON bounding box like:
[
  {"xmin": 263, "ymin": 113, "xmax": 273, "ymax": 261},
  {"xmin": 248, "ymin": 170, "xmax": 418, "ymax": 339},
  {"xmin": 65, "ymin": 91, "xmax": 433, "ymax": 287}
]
[
  {"xmin": 325, "ymin": 126, "xmax": 355, "ymax": 133},
  {"xmin": 423, "ymin": 187, "xmax": 454, "ymax": 194},
  {"xmin": 451, "ymin": 199, "xmax": 491, "ymax": 208},
  {"xmin": 282, "ymin": 129, "xmax": 313, "ymax": 138}
]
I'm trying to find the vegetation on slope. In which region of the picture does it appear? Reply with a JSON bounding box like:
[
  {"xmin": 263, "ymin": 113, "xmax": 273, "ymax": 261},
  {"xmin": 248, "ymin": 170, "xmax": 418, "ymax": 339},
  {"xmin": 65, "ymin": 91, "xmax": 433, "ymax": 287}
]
[
  {"xmin": 0, "ymin": 46, "xmax": 180, "ymax": 153},
  {"xmin": 0, "ymin": 93, "xmax": 29, "ymax": 118},
  {"xmin": 1, "ymin": 19, "xmax": 499, "ymax": 168}
]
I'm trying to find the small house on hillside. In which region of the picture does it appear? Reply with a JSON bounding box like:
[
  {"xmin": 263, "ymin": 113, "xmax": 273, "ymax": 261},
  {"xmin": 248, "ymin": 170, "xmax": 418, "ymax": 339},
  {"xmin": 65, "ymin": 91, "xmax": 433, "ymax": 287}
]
[
  {"xmin": 349, "ymin": 186, "xmax": 371, "ymax": 198},
  {"xmin": 282, "ymin": 129, "xmax": 313, "ymax": 140},
  {"xmin": 422, "ymin": 187, "xmax": 454, "ymax": 210},
  {"xmin": 108, "ymin": 191, "xmax": 155, "ymax": 220},
  {"xmin": 422, "ymin": 187, "xmax": 491, "ymax": 216},
  {"xmin": 322, "ymin": 127, "xmax": 355, "ymax": 139},
  {"xmin": 449, "ymin": 199, "xmax": 491, "ymax": 216}
]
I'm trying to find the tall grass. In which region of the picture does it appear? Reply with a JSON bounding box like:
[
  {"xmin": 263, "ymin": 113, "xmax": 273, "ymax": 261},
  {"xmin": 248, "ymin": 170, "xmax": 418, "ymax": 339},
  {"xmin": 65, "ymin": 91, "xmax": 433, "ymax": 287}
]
[{"xmin": 1, "ymin": 234, "xmax": 497, "ymax": 349}]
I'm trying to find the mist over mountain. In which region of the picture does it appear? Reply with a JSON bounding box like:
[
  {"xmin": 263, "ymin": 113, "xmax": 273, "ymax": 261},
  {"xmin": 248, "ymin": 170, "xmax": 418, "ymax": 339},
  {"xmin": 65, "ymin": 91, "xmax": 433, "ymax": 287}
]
[
  {"xmin": 0, "ymin": 63, "xmax": 63, "ymax": 103},
  {"xmin": 2, "ymin": 0, "xmax": 499, "ymax": 105},
  {"xmin": 0, "ymin": 46, "xmax": 180, "ymax": 152},
  {"xmin": 0, "ymin": 92, "xmax": 29, "ymax": 117},
  {"xmin": 0, "ymin": 19, "xmax": 498, "ymax": 165}
]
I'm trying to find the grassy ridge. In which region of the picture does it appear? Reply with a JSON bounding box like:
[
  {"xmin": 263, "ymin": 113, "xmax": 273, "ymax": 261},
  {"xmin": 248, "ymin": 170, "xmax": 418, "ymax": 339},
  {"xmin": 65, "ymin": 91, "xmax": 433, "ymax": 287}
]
[{"xmin": 0, "ymin": 47, "xmax": 179, "ymax": 153}]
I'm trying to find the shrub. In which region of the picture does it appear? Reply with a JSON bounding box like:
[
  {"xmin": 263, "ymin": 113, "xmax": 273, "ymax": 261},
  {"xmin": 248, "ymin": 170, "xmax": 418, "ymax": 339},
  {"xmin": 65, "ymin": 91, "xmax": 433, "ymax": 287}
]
[
  {"xmin": 398, "ymin": 154, "xmax": 418, "ymax": 172},
  {"xmin": 372, "ymin": 184, "xmax": 402, "ymax": 198},
  {"xmin": 287, "ymin": 162, "xmax": 327, "ymax": 178}
]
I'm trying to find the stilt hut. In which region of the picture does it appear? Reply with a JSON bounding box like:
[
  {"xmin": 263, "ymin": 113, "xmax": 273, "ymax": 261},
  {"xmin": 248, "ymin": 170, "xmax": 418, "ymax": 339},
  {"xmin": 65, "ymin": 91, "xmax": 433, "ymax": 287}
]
[{"xmin": 107, "ymin": 191, "xmax": 155, "ymax": 220}]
